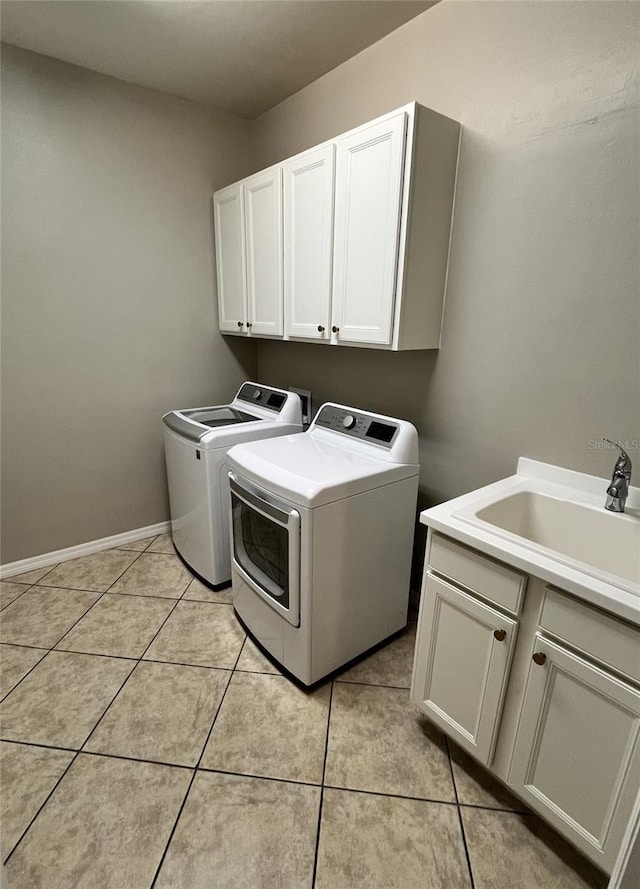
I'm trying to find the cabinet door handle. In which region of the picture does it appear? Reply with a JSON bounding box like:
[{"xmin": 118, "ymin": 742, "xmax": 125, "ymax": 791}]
[
  {"xmin": 246, "ymin": 322, "xmax": 253, "ymax": 329},
  {"xmin": 237, "ymin": 321, "xmax": 243, "ymax": 328},
  {"xmin": 532, "ymin": 652, "xmax": 547, "ymax": 666},
  {"xmin": 493, "ymin": 628, "xmax": 507, "ymax": 642},
  {"xmin": 317, "ymin": 325, "xmax": 325, "ymax": 333},
  {"xmin": 332, "ymin": 325, "xmax": 340, "ymax": 334}
]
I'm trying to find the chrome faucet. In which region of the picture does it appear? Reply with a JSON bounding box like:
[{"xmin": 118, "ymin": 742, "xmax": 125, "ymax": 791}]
[{"xmin": 604, "ymin": 439, "xmax": 632, "ymax": 513}]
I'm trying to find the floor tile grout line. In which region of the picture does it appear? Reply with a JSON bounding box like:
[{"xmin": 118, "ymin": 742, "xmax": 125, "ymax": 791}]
[
  {"xmin": 444, "ymin": 736, "xmax": 461, "ymax": 805},
  {"xmin": 333, "ymin": 677, "xmax": 411, "ymax": 690},
  {"xmin": 103, "ymin": 540, "xmax": 192, "ymax": 600},
  {"xmin": 0, "ymin": 738, "xmax": 525, "ymax": 814},
  {"xmin": 36, "ymin": 546, "xmax": 158, "ymax": 600},
  {"xmin": 77, "ymin": 659, "xmax": 139, "ymax": 754},
  {"xmin": 320, "ymin": 783, "xmax": 460, "ymax": 808},
  {"xmin": 1, "ymin": 543, "xmax": 232, "ymax": 876},
  {"xmin": 50, "ymin": 649, "xmax": 241, "ymax": 672},
  {"xmin": 70, "ymin": 748, "xmax": 195, "ymax": 772},
  {"xmin": 148, "ymin": 656, "xmax": 237, "ymax": 889},
  {"xmin": 136, "ymin": 598, "xmax": 184, "ymax": 662},
  {"xmin": 0, "ymin": 642, "xmax": 50, "ymax": 653},
  {"xmin": 2, "ymin": 586, "xmax": 104, "ymax": 650},
  {"xmin": 46, "ymin": 591, "xmax": 108, "ymax": 651},
  {"xmin": 26, "ymin": 582, "xmax": 123, "ymax": 595},
  {"xmin": 0, "ymin": 649, "xmax": 49, "ymax": 705},
  {"xmin": 445, "ymin": 737, "xmax": 477, "ymax": 889},
  {"xmin": 322, "ymin": 783, "xmax": 529, "ymax": 815},
  {"xmin": 76, "ymin": 591, "xmax": 186, "ymax": 755},
  {"xmin": 195, "ymin": 765, "xmax": 323, "ymax": 788},
  {"xmin": 0, "ymin": 592, "xmax": 109, "ymax": 704},
  {"xmin": 3, "ymin": 584, "xmax": 173, "ymax": 872},
  {"xmin": 102, "ymin": 548, "xmax": 152, "ymax": 593},
  {"xmin": 28, "ymin": 561, "xmax": 60, "ymax": 586},
  {"xmin": 456, "ymin": 804, "xmax": 477, "ymax": 889},
  {"xmin": 48, "ymin": 587, "xmax": 189, "ymax": 601},
  {"xmin": 2, "ymin": 534, "xmax": 160, "ymax": 591},
  {"xmin": 311, "ymin": 679, "xmax": 335, "ymax": 889},
  {"xmin": 33, "ymin": 548, "xmax": 153, "ymax": 654},
  {"xmin": 0, "ymin": 583, "xmax": 35, "ymax": 613},
  {"xmin": 0, "ymin": 738, "xmax": 78, "ymax": 755},
  {"xmin": 2, "ymin": 749, "xmax": 81, "ymax": 867}
]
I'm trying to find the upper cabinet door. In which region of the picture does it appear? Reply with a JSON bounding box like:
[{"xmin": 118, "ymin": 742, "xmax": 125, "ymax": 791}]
[
  {"xmin": 244, "ymin": 168, "xmax": 283, "ymax": 337},
  {"xmin": 331, "ymin": 112, "xmax": 407, "ymax": 346},
  {"xmin": 213, "ymin": 183, "xmax": 247, "ymax": 334},
  {"xmin": 283, "ymin": 145, "xmax": 335, "ymax": 340}
]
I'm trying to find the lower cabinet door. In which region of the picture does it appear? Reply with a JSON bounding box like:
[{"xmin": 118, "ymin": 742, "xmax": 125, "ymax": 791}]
[
  {"xmin": 509, "ymin": 635, "xmax": 640, "ymax": 872},
  {"xmin": 411, "ymin": 573, "xmax": 517, "ymax": 764}
]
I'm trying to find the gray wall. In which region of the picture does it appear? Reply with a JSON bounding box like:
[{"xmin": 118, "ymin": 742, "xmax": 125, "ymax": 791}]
[
  {"xmin": 1, "ymin": 45, "xmax": 257, "ymax": 563},
  {"xmin": 254, "ymin": 0, "xmax": 640, "ymax": 520}
]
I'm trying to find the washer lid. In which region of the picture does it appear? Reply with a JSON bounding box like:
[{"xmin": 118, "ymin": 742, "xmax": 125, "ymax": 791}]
[
  {"xmin": 182, "ymin": 407, "xmax": 258, "ymax": 428},
  {"xmin": 227, "ymin": 432, "xmax": 419, "ymax": 508},
  {"xmin": 163, "ymin": 407, "xmax": 261, "ymax": 443}
]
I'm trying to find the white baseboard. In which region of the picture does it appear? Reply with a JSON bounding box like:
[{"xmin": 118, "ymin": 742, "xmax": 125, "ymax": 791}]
[{"xmin": 0, "ymin": 521, "xmax": 172, "ymax": 580}]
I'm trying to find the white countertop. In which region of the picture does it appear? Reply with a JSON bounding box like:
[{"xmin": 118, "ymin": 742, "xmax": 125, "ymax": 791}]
[{"xmin": 420, "ymin": 458, "xmax": 640, "ymax": 627}]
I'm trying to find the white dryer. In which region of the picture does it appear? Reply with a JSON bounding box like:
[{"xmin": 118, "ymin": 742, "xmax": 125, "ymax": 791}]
[
  {"xmin": 163, "ymin": 383, "xmax": 302, "ymax": 588},
  {"xmin": 227, "ymin": 403, "xmax": 419, "ymax": 685}
]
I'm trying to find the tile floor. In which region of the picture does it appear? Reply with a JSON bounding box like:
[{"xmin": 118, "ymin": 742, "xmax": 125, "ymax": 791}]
[{"xmin": 0, "ymin": 535, "xmax": 609, "ymax": 889}]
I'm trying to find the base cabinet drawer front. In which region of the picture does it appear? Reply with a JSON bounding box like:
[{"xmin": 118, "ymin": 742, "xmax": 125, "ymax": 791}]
[
  {"xmin": 509, "ymin": 635, "xmax": 640, "ymax": 872},
  {"xmin": 411, "ymin": 573, "xmax": 518, "ymax": 765},
  {"xmin": 540, "ymin": 587, "xmax": 640, "ymax": 684},
  {"xmin": 428, "ymin": 533, "xmax": 526, "ymax": 615}
]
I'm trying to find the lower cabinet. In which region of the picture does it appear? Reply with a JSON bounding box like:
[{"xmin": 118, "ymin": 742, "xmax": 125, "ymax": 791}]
[
  {"xmin": 509, "ymin": 634, "xmax": 640, "ymax": 872},
  {"xmin": 411, "ymin": 573, "xmax": 517, "ymax": 765},
  {"xmin": 411, "ymin": 531, "xmax": 640, "ymax": 875}
]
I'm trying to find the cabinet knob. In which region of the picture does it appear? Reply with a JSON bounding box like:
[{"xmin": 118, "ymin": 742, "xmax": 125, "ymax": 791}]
[
  {"xmin": 532, "ymin": 652, "xmax": 547, "ymax": 666},
  {"xmin": 493, "ymin": 628, "xmax": 507, "ymax": 642},
  {"xmin": 317, "ymin": 325, "xmax": 325, "ymax": 333},
  {"xmin": 246, "ymin": 322, "xmax": 252, "ymax": 329},
  {"xmin": 237, "ymin": 321, "xmax": 243, "ymax": 328},
  {"xmin": 332, "ymin": 325, "xmax": 340, "ymax": 334}
]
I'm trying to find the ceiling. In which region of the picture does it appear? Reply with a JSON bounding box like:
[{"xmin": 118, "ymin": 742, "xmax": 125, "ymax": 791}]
[{"xmin": 0, "ymin": 1, "xmax": 435, "ymax": 119}]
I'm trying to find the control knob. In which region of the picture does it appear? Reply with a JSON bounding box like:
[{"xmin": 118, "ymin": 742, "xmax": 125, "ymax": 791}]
[
  {"xmin": 342, "ymin": 414, "xmax": 356, "ymax": 430},
  {"xmin": 253, "ymin": 389, "xmax": 262, "ymax": 399}
]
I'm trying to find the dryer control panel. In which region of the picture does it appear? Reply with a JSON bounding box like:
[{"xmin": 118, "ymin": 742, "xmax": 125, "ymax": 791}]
[{"xmin": 314, "ymin": 405, "xmax": 398, "ymax": 448}]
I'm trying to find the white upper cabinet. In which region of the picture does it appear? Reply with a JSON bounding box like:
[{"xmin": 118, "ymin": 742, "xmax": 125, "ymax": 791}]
[
  {"xmin": 213, "ymin": 102, "xmax": 461, "ymax": 349},
  {"xmin": 331, "ymin": 113, "xmax": 407, "ymax": 347},
  {"xmin": 244, "ymin": 167, "xmax": 283, "ymax": 337},
  {"xmin": 283, "ymin": 145, "xmax": 335, "ymax": 340},
  {"xmin": 213, "ymin": 182, "xmax": 247, "ymax": 334}
]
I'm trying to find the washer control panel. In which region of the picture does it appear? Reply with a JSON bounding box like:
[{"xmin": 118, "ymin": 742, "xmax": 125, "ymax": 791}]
[
  {"xmin": 314, "ymin": 405, "xmax": 398, "ymax": 448},
  {"xmin": 237, "ymin": 383, "xmax": 287, "ymax": 412}
]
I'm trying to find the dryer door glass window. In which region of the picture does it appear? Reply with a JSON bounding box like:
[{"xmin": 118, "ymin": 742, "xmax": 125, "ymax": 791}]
[
  {"xmin": 232, "ymin": 497, "xmax": 290, "ymax": 607},
  {"xmin": 230, "ymin": 477, "xmax": 301, "ymax": 627}
]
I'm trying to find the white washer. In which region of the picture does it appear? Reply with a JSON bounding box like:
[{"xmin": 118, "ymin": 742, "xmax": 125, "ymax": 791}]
[
  {"xmin": 163, "ymin": 383, "xmax": 303, "ymax": 588},
  {"xmin": 227, "ymin": 402, "xmax": 419, "ymax": 685}
]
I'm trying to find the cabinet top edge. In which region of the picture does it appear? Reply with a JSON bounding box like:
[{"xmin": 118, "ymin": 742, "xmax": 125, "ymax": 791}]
[{"xmin": 213, "ymin": 100, "xmax": 460, "ymax": 196}]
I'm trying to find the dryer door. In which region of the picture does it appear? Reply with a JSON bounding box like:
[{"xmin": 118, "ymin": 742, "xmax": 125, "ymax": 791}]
[{"xmin": 229, "ymin": 473, "xmax": 301, "ymax": 627}]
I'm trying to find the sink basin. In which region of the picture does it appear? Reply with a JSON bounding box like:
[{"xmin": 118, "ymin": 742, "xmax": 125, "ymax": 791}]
[
  {"xmin": 472, "ymin": 491, "xmax": 640, "ymax": 588},
  {"xmin": 422, "ymin": 458, "xmax": 640, "ymax": 623}
]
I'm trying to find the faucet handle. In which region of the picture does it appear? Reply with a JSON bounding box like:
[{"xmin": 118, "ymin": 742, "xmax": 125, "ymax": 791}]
[{"xmin": 604, "ymin": 439, "xmax": 632, "ymax": 475}]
